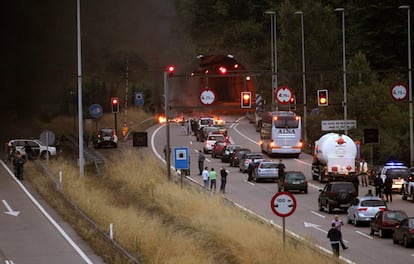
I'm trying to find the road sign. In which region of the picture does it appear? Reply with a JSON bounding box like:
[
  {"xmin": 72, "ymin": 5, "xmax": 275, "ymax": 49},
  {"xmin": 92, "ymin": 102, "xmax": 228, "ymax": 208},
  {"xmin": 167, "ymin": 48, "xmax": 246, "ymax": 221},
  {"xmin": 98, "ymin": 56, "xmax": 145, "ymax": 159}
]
[
  {"xmin": 89, "ymin": 104, "xmax": 103, "ymax": 119},
  {"xmin": 199, "ymin": 88, "xmax": 216, "ymax": 105},
  {"xmin": 174, "ymin": 147, "xmax": 189, "ymax": 169},
  {"xmin": 321, "ymin": 120, "xmax": 357, "ymax": 131},
  {"xmin": 270, "ymin": 191, "xmax": 297, "ymax": 218},
  {"xmin": 275, "ymin": 86, "xmax": 293, "ymax": 104},
  {"xmin": 390, "ymin": 83, "xmax": 408, "ymax": 101},
  {"xmin": 132, "ymin": 132, "xmax": 148, "ymax": 147},
  {"xmin": 135, "ymin": 92, "xmax": 144, "ymax": 106},
  {"xmin": 40, "ymin": 130, "xmax": 55, "ymax": 145}
]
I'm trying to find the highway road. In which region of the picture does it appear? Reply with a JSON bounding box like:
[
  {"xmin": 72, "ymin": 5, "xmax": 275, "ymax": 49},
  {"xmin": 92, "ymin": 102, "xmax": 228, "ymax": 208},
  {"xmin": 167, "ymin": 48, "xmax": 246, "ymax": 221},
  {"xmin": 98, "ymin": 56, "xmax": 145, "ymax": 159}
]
[
  {"xmin": 148, "ymin": 115, "xmax": 414, "ymax": 264},
  {"xmin": 0, "ymin": 160, "xmax": 104, "ymax": 264}
]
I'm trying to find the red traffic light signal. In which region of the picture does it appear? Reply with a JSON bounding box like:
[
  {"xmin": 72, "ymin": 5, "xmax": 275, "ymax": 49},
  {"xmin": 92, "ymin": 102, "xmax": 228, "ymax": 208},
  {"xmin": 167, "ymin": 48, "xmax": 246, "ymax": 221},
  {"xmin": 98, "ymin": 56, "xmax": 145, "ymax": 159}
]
[
  {"xmin": 218, "ymin": 66, "xmax": 227, "ymax": 74},
  {"xmin": 317, "ymin": 89, "xmax": 328, "ymax": 106},
  {"xmin": 241, "ymin": 91, "xmax": 251, "ymax": 108},
  {"xmin": 289, "ymin": 96, "xmax": 296, "ymax": 110},
  {"xmin": 167, "ymin": 65, "xmax": 175, "ymax": 77},
  {"xmin": 111, "ymin": 97, "xmax": 119, "ymax": 113}
]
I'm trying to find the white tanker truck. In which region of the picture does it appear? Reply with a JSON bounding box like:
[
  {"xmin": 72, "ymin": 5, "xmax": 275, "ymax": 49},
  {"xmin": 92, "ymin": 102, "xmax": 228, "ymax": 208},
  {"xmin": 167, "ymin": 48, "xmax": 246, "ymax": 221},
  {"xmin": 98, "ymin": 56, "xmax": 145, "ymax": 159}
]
[{"xmin": 312, "ymin": 133, "xmax": 357, "ymax": 183}]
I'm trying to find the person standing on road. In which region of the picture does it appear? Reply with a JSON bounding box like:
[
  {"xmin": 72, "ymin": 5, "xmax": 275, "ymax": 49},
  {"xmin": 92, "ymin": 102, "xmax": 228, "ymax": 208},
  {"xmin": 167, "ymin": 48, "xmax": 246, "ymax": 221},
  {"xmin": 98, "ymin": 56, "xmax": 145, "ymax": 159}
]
[
  {"xmin": 352, "ymin": 175, "xmax": 360, "ymax": 196},
  {"xmin": 277, "ymin": 160, "xmax": 286, "ymax": 192},
  {"xmin": 331, "ymin": 215, "xmax": 348, "ymax": 250},
  {"xmin": 384, "ymin": 175, "xmax": 393, "ymax": 203},
  {"xmin": 360, "ymin": 159, "xmax": 368, "ymax": 187},
  {"xmin": 327, "ymin": 222, "xmax": 342, "ymax": 257},
  {"xmin": 13, "ymin": 151, "xmax": 25, "ymax": 181},
  {"xmin": 198, "ymin": 150, "xmax": 206, "ymax": 175},
  {"xmin": 247, "ymin": 159, "xmax": 255, "ymax": 182},
  {"xmin": 24, "ymin": 141, "xmax": 33, "ymax": 160},
  {"xmin": 209, "ymin": 168, "xmax": 217, "ymax": 192},
  {"xmin": 202, "ymin": 166, "xmax": 209, "ymax": 189},
  {"xmin": 220, "ymin": 167, "xmax": 228, "ymax": 194},
  {"xmin": 374, "ymin": 174, "xmax": 383, "ymax": 198}
]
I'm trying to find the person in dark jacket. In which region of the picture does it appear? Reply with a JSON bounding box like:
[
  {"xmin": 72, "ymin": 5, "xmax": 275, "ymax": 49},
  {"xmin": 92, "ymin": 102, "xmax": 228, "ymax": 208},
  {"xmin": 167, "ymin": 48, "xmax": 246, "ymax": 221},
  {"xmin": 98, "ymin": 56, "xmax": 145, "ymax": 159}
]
[
  {"xmin": 277, "ymin": 160, "xmax": 286, "ymax": 192},
  {"xmin": 247, "ymin": 159, "xmax": 255, "ymax": 182},
  {"xmin": 327, "ymin": 222, "xmax": 342, "ymax": 257},
  {"xmin": 13, "ymin": 151, "xmax": 25, "ymax": 180},
  {"xmin": 374, "ymin": 174, "xmax": 383, "ymax": 198},
  {"xmin": 198, "ymin": 150, "xmax": 206, "ymax": 175},
  {"xmin": 383, "ymin": 176, "xmax": 393, "ymax": 202},
  {"xmin": 220, "ymin": 167, "xmax": 228, "ymax": 193}
]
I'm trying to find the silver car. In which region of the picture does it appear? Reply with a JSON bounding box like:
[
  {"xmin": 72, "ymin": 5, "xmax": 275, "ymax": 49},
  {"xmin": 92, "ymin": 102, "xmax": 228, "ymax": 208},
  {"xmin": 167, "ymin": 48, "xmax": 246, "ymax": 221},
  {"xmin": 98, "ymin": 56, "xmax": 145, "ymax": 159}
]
[
  {"xmin": 239, "ymin": 152, "xmax": 265, "ymax": 173},
  {"xmin": 252, "ymin": 160, "xmax": 278, "ymax": 182},
  {"xmin": 346, "ymin": 195, "xmax": 387, "ymax": 226}
]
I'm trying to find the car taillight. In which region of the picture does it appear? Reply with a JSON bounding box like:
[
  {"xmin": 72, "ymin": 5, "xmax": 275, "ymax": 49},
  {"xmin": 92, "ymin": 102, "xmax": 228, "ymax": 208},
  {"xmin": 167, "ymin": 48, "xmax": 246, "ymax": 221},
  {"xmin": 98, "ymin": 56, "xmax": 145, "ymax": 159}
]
[
  {"xmin": 409, "ymin": 229, "xmax": 414, "ymax": 234},
  {"xmin": 358, "ymin": 208, "xmax": 368, "ymax": 211},
  {"xmin": 97, "ymin": 134, "xmax": 101, "ymax": 139},
  {"xmin": 379, "ymin": 208, "xmax": 386, "ymax": 211}
]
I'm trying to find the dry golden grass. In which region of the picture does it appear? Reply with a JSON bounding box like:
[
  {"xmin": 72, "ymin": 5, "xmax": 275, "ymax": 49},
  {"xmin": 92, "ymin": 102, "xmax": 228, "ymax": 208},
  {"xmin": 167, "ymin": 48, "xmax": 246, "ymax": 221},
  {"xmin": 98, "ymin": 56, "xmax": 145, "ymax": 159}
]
[{"xmin": 24, "ymin": 146, "xmax": 342, "ymax": 264}]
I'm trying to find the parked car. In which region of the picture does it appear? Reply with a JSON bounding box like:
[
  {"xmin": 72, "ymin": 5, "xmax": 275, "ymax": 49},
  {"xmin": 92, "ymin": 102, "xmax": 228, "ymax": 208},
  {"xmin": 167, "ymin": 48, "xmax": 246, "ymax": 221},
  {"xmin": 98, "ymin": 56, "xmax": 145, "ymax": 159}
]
[
  {"xmin": 221, "ymin": 144, "xmax": 242, "ymax": 163},
  {"xmin": 252, "ymin": 160, "xmax": 278, "ymax": 182},
  {"xmin": 393, "ymin": 217, "xmax": 414, "ymax": 247},
  {"xmin": 318, "ymin": 181, "xmax": 357, "ymax": 214},
  {"xmin": 346, "ymin": 196, "xmax": 387, "ymax": 226},
  {"xmin": 203, "ymin": 133, "xmax": 225, "ymax": 153},
  {"xmin": 229, "ymin": 148, "xmax": 251, "ymax": 167},
  {"xmin": 283, "ymin": 171, "xmax": 308, "ymax": 193},
  {"xmin": 94, "ymin": 128, "xmax": 118, "ymax": 148},
  {"xmin": 7, "ymin": 139, "xmax": 59, "ymax": 160},
  {"xmin": 211, "ymin": 140, "xmax": 228, "ymax": 158},
  {"xmin": 370, "ymin": 210, "xmax": 408, "ymax": 238},
  {"xmin": 239, "ymin": 152, "xmax": 265, "ymax": 173},
  {"xmin": 402, "ymin": 167, "xmax": 414, "ymax": 201}
]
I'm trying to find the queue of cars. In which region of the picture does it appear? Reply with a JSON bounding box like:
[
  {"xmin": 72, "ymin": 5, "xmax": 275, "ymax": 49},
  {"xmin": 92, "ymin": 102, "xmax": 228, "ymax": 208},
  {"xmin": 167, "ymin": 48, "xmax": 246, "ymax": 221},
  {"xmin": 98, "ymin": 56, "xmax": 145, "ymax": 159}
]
[{"xmin": 195, "ymin": 116, "xmax": 413, "ymax": 247}]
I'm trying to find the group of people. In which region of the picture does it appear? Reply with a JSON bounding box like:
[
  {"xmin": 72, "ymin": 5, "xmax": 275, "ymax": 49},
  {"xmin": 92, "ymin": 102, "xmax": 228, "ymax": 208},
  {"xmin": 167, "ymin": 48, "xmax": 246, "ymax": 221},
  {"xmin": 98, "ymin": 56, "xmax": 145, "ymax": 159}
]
[
  {"xmin": 199, "ymin": 150, "xmax": 228, "ymax": 193},
  {"xmin": 201, "ymin": 166, "xmax": 228, "ymax": 193}
]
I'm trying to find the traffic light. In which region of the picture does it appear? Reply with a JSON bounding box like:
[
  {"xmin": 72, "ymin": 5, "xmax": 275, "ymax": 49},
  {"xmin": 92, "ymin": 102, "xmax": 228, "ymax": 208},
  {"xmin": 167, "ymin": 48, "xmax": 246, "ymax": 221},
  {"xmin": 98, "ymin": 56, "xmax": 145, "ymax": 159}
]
[
  {"xmin": 218, "ymin": 66, "xmax": 227, "ymax": 74},
  {"xmin": 289, "ymin": 96, "xmax": 296, "ymax": 110},
  {"xmin": 111, "ymin": 97, "xmax": 119, "ymax": 113},
  {"xmin": 167, "ymin": 65, "xmax": 175, "ymax": 77},
  {"xmin": 241, "ymin": 91, "xmax": 251, "ymax": 108},
  {"xmin": 317, "ymin": 89, "xmax": 328, "ymax": 106}
]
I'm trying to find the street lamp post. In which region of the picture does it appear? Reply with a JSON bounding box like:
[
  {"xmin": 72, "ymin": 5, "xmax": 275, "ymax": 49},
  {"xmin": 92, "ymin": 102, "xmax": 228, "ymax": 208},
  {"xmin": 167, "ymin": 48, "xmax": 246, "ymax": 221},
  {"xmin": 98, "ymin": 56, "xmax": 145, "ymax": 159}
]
[
  {"xmin": 77, "ymin": 0, "xmax": 84, "ymax": 176},
  {"xmin": 295, "ymin": 11, "xmax": 307, "ymax": 143},
  {"xmin": 399, "ymin": 5, "xmax": 413, "ymax": 166},
  {"xmin": 335, "ymin": 7, "xmax": 348, "ymax": 135},
  {"xmin": 265, "ymin": 10, "xmax": 278, "ymax": 111}
]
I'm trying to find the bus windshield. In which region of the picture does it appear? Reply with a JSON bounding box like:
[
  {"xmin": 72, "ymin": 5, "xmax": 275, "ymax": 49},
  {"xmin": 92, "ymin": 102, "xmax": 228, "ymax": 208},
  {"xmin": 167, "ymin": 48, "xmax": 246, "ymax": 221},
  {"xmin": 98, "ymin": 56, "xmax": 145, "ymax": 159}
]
[{"xmin": 274, "ymin": 117, "xmax": 299, "ymax": 129}]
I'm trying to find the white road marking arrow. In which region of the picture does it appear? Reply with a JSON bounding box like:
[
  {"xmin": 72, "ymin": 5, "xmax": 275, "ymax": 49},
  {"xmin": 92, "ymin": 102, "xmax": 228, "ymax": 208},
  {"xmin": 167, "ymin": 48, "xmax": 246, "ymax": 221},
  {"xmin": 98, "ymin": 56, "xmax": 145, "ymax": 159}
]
[
  {"xmin": 304, "ymin": 221, "xmax": 327, "ymax": 234},
  {"xmin": 2, "ymin": 200, "xmax": 20, "ymax": 216}
]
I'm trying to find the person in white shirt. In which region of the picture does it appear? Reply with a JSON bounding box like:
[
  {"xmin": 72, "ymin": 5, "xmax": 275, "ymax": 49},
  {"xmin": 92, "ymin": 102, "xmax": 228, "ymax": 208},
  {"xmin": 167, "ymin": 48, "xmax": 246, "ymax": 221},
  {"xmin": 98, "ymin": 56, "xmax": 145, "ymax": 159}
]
[{"xmin": 202, "ymin": 167, "xmax": 210, "ymax": 189}]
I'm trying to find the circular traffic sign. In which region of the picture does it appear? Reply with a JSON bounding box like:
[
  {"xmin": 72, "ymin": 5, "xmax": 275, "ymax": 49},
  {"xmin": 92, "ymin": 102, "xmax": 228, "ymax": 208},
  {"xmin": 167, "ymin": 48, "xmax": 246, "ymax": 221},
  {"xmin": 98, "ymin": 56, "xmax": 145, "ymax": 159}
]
[
  {"xmin": 275, "ymin": 86, "xmax": 294, "ymax": 104},
  {"xmin": 89, "ymin": 104, "xmax": 103, "ymax": 118},
  {"xmin": 390, "ymin": 83, "xmax": 408, "ymax": 101},
  {"xmin": 40, "ymin": 130, "xmax": 56, "ymax": 145},
  {"xmin": 199, "ymin": 88, "xmax": 217, "ymax": 105},
  {"xmin": 270, "ymin": 191, "xmax": 297, "ymax": 218}
]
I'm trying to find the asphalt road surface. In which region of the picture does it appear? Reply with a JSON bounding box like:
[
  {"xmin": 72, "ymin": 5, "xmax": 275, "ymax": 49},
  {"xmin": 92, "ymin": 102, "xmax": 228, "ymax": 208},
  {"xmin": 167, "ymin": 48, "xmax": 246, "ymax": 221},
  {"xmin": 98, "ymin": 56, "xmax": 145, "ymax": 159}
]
[
  {"xmin": 0, "ymin": 160, "xmax": 104, "ymax": 264},
  {"xmin": 148, "ymin": 116, "xmax": 414, "ymax": 264}
]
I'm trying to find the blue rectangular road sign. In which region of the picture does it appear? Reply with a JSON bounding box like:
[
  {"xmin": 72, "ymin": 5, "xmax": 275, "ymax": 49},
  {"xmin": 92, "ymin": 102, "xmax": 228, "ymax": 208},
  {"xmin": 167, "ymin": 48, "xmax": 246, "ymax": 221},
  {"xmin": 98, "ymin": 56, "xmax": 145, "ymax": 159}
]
[
  {"xmin": 135, "ymin": 92, "xmax": 144, "ymax": 106},
  {"xmin": 174, "ymin": 147, "xmax": 189, "ymax": 169}
]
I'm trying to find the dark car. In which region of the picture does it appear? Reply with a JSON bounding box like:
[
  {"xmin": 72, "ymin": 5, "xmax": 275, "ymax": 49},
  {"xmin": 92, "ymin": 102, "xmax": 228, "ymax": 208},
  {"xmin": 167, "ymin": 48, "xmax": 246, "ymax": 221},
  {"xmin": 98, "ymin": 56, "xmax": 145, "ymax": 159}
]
[
  {"xmin": 211, "ymin": 140, "xmax": 228, "ymax": 158},
  {"xmin": 221, "ymin": 144, "xmax": 242, "ymax": 163},
  {"xmin": 195, "ymin": 126, "xmax": 220, "ymax": 142},
  {"xmin": 239, "ymin": 152, "xmax": 265, "ymax": 173},
  {"xmin": 229, "ymin": 148, "xmax": 251, "ymax": 167},
  {"xmin": 318, "ymin": 181, "xmax": 357, "ymax": 214},
  {"xmin": 283, "ymin": 171, "xmax": 308, "ymax": 193},
  {"xmin": 393, "ymin": 217, "xmax": 414, "ymax": 247},
  {"xmin": 94, "ymin": 128, "xmax": 118, "ymax": 148},
  {"xmin": 370, "ymin": 210, "xmax": 408, "ymax": 238}
]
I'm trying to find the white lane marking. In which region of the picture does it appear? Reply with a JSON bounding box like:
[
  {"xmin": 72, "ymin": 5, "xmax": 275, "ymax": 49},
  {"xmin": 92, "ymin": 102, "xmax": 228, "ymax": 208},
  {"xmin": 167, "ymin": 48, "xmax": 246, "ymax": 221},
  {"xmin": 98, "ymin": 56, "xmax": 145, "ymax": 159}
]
[
  {"xmin": 0, "ymin": 160, "xmax": 94, "ymax": 264},
  {"xmin": 2, "ymin": 200, "xmax": 20, "ymax": 216},
  {"xmin": 245, "ymin": 180, "xmax": 255, "ymax": 185},
  {"xmin": 311, "ymin": 210, "xmax": 326, "ymax": 218},
  {"xmin": 355, "ymin": 230, "xmax": 374, "ymax": 240}
]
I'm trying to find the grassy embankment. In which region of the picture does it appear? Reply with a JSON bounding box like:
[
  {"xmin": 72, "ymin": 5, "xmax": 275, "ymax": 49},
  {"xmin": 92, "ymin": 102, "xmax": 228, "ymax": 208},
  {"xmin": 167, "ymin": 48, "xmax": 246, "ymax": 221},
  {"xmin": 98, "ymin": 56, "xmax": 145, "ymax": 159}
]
[{"xmin": 22, "ymin": 111, "xmax": 341, "ymax": 264}]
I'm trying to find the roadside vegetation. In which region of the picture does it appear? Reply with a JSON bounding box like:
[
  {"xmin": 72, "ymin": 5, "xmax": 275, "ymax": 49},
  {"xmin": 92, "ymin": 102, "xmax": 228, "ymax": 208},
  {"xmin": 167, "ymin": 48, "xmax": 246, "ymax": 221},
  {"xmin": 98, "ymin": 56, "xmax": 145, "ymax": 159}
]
[{"xmin": 23, "ymin": 149, "xmax": 342, "ymax": 263}]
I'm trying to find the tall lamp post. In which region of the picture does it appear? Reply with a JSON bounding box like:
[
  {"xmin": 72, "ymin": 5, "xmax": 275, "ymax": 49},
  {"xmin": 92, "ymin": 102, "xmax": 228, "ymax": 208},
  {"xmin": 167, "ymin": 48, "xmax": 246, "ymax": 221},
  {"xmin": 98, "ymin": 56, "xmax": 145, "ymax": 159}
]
[
  {"xmin": 265, "ymin": 10, "xmax": 278, "ymax": 111},
  {"xmin": 295, "ymin": 11, "xmax": 307, "ymax": 143},
  {"xmin": 77, "ymin": 0, "xmax": 84, "ymax": 176},
  {"xmin": 335, "ymin": 7, "xmax": 348, "ymax": 135},
  {"xmin": 399, "ymin": 5, "xmax": 413, "ymax": 166}
]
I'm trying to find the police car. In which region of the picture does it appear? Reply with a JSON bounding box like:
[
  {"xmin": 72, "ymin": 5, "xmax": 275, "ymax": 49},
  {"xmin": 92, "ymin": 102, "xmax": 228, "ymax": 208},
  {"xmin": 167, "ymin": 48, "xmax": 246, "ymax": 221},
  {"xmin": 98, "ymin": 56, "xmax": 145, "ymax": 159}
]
[{"xmin": 379, "ymin": 162, "xmax": 409, "ymax": 193}]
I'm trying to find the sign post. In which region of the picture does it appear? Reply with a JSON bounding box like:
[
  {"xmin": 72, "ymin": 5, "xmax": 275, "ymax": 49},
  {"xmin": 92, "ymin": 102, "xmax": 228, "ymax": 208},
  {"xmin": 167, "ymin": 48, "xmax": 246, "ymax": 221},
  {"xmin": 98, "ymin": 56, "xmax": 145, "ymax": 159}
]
[{"xmin": 270, "ymin": 191, "xmax": 297, "ymax": 246}]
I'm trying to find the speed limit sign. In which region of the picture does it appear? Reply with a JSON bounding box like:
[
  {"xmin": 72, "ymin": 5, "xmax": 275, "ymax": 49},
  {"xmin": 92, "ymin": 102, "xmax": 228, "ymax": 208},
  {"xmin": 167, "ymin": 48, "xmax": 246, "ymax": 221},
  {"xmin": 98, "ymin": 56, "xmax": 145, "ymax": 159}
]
[
  {"xmin": 275, "ymin": 86, "xmax": 294, "ymax": 104},
  {"xmin": 270, "ymin": 191, "xmax": 297, "ymax": 218},
  {"xmin": 390, "ymin": 83, "xmax": 408, "ymax": 101}
]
